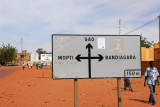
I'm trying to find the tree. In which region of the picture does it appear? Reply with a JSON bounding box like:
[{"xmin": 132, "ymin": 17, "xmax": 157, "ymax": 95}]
[
  {"xmin": 36, "ymin": 48, "xmax": 47, "ymax": 59},
  {"xmin": 36, "ymin": 48, "xmax": 47, "ymax": 54},
  {"xmin": 0, "ymin": 43, "xmax": 16, "ymax": 65},
  {"xmin": 141, "ymin": 36, "xmax": 154, "ymax": 48}
]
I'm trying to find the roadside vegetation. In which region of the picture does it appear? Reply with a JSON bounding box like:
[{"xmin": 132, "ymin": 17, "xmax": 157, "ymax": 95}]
[
  {"xmin": 0, "ymin": 43, "xmax": 16, "ymax": 66},
  {"xmin": 141, "ymin": 36, "xmax": 154, "ymax": 48},
  {"xmin": 0, "ymin": 36, "xmax": 154, "ymax": 66}
]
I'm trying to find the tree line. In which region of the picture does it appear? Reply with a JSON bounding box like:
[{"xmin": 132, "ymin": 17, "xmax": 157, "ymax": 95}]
[
  {"xmin": 0, "ymin": 43, "xmax": 16, "ymax": 65},
  {"xmin": 0, "ymin": 36, "xmax": 155, "ymax": 66}
]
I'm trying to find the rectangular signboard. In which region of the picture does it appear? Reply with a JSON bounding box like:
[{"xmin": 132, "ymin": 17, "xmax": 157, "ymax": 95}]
[
  {"xmin": 41, "ymin": 54, "xmax": 52, "ymax": 65},
  {"xmin": 52, "ymin": 34, "xmax": 141, "ymax": 79}
]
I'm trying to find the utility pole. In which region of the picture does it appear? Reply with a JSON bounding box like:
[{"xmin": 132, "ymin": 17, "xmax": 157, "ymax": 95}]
[
  {"xmin": 117, "ymin": 19, "xmax": 122, "ymax": 107},
  {"xmin": 21, "ymin": 38, "xmax": 23, "ymax": 53},
  {"xmin": 158, "ymin": 15, "xmax": 160, "ymax": 61},
  {"xmin": 159, "ymin": 16, "xmax": 160, "ymax": 43},
  {"xmin": 119, "ymin": 19, "xmax": 121, "ymax": 35}
]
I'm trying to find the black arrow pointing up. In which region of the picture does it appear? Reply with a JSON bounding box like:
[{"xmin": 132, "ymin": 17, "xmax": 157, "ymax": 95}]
[
  {"xmin": 76, "ymin": 43, "xmax": 104, "ymax": 78},
  {"xmin": 86, "ymin": 43, "xmax": 93, "ymax": 49}
]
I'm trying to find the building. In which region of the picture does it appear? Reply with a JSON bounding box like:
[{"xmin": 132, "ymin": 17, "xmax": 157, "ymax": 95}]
[
  {"xmin": 16, "ymin": 50, "xmax": 31, "ymax": 64},
  {"xmin": 141, "ymin": 47, "xmax": 154, "ymax": 61},
  {"xmin": 141, "ymin": 43, "xmax": 160, "ymax": 61},
  {"xmin": 41, "ymin": 54, "xmax": 52, "ymax": 65},
  {"xmin": 154, "ymin": 43, "xmax": 160, "ymax": 61},
  {"xmin": 31, "ymin": 53, "xmax": 39, "ymax": 63},
  {"xmin": 141, "ymin": 43, "xmax": 160, "ymax": 74}
]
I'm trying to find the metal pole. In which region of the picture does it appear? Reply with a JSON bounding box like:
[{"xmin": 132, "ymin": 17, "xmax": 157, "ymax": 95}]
[
  {"xmin": 119, "ymin": 19, "xmax": 121, "ymax": 35},
  {"xmin": 159, "ymin": 16, "xmax": 160, "ymax": 43},
  {"xmin": 117, "ymin": 19, "xmax": 122, "ymax": 107},
  {"xmin": 158, "ymin": 15, "xmax": 160, "ymax": 61},
  {"xmin": 117, "ymin": 78, "xmax": 122, "ymax": 107},
  {"xmin": 42, "ymin": 65, "xmax": 44, "ymax": 77},
  {"xmin": 74, "ymin": 79, "xmax": 78, "ymax": 107}
]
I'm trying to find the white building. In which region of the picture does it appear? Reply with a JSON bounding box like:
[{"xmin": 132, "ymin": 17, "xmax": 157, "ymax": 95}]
[
  {"xmin": 31, "ymin": 53, "xmax": 39, "ymax": 62},
  {"xmin": 41, "ymin": 54, "xmax": 52, "ymax": 65}
]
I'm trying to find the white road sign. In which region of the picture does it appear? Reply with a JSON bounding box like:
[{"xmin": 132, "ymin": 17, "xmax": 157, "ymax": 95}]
[
  {"xmin": 52, "ymin": 34, "xmax": 141, "ymax": 79},
  {"xmin": 41, "ymin": 54, "xmax": 52, "ymax": 65}
]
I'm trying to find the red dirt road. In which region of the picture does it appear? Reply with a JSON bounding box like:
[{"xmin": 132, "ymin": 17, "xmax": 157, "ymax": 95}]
[
  {"xmin": 0, "ymin": 66, "xmax": 160, "ymax": 107},
  {"xmin": 0, "ymin": 66, "xmax": 19, "ymax": 81}
]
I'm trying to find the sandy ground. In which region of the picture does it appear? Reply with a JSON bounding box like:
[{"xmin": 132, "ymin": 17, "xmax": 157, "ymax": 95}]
[
  {"xmin": 0, "ymin": 66, "xmax": 160, "ymax": 107},
  {"xmin": 0, "ymin": 66, "xmax": 19, "ymax": 81}
]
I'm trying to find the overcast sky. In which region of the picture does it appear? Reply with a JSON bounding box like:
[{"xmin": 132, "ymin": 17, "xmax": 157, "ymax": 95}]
[{"xmin": 0, "ymin": 0, "xmax": 160, "ymax": 53}]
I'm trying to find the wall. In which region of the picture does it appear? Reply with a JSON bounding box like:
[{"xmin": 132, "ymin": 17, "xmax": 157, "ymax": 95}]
[
  {"xmin": 141, "ymin": 47, "xmax": 154, "ymax": 61},
  {"xmin": 154, "ymin": 43, "xmax": 160, "ymax": 61},
  {"xmin": 141, "ymin": 43, "xmax": 160, "ymax": 75}
]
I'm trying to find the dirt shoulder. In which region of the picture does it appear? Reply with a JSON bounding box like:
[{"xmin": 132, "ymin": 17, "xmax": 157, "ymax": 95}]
[
  {"xmin": 0, "ymin": 66, "xmax": 20, "ymax": 81},
  {"xmin": 0, "ymin": 66, "xmax": 160, "ymax": 107}
]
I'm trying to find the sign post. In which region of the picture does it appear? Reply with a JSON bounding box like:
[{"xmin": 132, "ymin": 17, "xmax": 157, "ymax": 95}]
[
  {"xmin": 74, "ymin": 79, "xmax": 78, "ymax": 107},
  {"xmin": 52, "ymin": 34, "xmax": 141, "ymax": 107},
  {"xmin": 42, "ymin": 65, "xmax": 44, "ymax": 77},
  {"xmin": 117, "ymin": 78, "xmax": 122, "ymax": 107},
  {"xmin": 158, "ymin": 15, "xmax": 160, "ymax": 60}
]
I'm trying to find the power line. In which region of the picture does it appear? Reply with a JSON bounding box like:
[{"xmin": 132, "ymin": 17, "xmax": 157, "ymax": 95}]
[{"xmin": 124, "ymin": 17, "xmax": 158, "ymax": 35}]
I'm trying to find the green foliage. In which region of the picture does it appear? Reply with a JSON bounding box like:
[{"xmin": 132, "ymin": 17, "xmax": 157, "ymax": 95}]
[
  {"xmin": 0, "ymin": 43, "xmax": 16, "ymax": 65},
  {"xmin": 141, "ymin": 36, "xmax": 154, "ymax": 48},
  {"xmin": 36, "ymin": 48, "xmax": 47, "ymax": 54},
  {"xmin": 36, "ymin": 48, "xmax": 48, "ymax": 59}
]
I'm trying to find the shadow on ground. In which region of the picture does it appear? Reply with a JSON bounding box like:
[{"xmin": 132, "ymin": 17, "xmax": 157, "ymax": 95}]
[{"xmin": 129, "ymin": 99, "xmax": 150, "ymax": 104}]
